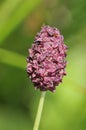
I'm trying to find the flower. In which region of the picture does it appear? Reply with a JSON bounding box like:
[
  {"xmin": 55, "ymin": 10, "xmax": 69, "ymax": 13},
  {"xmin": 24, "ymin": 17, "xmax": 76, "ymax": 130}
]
[{"xmin": 27, "ymin": 25, "xmax": 68, "ymax": 92}]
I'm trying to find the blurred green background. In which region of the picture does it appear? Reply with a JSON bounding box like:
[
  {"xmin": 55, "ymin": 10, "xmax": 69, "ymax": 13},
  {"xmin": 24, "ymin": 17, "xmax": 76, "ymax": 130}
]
[{"xmin": 0, "ymin": 0, "xmax": 86, "ymax": 130}]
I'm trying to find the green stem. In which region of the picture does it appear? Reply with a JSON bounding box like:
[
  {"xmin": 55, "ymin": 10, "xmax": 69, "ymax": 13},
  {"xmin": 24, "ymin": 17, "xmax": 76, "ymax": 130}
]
[{"xmin": 33, "ymin": 91, "xmax": 46, "ymax": 130}]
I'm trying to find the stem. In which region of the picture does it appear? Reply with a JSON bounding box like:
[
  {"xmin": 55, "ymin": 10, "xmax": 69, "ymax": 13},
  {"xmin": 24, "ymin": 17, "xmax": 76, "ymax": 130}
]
[{"xmin": 33, "ymin": 91, "xmax": 46, "ymax": 130}]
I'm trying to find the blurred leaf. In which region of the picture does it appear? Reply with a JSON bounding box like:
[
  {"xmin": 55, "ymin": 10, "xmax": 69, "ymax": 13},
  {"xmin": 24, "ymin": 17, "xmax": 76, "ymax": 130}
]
[
  {"xmin": 0, "ymin": 0, "xmax": 41, "ymax": 43},
  {"xmin": 0, "ymin": 105, "xmax": 32, "ymax": 130},
  {"xmin": 0, "ymin": 48, "xmax": 26, "ymax": 69}
]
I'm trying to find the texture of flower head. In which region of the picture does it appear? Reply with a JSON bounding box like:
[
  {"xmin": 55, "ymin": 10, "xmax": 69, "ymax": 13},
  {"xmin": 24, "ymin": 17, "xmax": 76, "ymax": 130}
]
[{"xmin": 27, "ymin": 25, "xmax": 68, "ymax": 92}]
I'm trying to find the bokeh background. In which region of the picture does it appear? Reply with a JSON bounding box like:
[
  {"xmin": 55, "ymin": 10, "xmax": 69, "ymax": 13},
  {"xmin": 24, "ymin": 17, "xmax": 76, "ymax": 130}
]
[{"xmin": 0, "ymin": 0, "xmax": 86, "ymax": 130}]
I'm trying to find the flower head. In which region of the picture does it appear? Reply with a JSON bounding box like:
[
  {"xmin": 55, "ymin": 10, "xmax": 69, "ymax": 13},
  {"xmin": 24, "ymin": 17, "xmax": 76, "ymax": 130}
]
[{"xmin": 27, "ymin": 25, "xmax": 68, "ymax": 92}]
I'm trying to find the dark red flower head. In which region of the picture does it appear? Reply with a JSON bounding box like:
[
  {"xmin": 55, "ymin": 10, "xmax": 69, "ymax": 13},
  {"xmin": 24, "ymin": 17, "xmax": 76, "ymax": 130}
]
[{"xmin": 27, "ymin": 25, "xmax": 68, "ymax": 92}]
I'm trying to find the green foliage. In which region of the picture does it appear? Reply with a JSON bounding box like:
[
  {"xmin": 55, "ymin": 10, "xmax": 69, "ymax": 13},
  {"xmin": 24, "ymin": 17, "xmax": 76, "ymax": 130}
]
[
  {"xmin": 0, "ymin": 48, "xmax": 26, "ymax": 69},
  {"xmin": 0, "ymin": 0, "xmax": 41, "ymax": 43}
]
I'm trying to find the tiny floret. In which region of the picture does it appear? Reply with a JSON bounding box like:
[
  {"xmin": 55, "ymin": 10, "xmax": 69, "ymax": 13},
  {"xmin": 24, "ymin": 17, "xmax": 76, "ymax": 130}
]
[{"xmin": 27, "ymin": 25, "xmax": 68, "ymax": 92}]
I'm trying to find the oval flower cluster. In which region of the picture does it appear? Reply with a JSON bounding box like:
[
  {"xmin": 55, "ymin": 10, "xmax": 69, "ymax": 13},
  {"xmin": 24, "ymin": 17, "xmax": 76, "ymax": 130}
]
[{"xmin": 27, "ymin": 25, "xmax": 67, "ymax": 92}]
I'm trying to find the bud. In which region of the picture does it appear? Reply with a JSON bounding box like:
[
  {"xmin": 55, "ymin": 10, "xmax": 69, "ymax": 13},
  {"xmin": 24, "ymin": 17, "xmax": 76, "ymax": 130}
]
[{"xmin": 27, "ymin": 25, "xmax": 68, "ymax": 92}]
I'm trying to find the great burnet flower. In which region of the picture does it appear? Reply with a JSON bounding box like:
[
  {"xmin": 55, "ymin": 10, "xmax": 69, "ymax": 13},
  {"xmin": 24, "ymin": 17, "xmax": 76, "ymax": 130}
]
[{"xmin": 27, "ymin": 25, "xmax": 67, "ymax": 92}]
